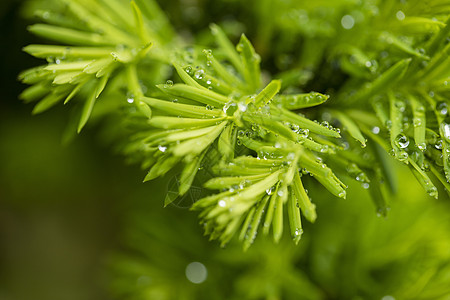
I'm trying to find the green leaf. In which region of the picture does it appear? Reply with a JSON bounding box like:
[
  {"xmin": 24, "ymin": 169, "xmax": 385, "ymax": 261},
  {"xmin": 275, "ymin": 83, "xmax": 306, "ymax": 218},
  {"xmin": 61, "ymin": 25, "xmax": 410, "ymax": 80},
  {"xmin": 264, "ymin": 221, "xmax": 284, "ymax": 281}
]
[
  {"xmin": 130, "ymin": 0, "xmax": 150, "ymax": 43},
  {"xmin": 331, "ymin": 110, "xmax": 366, "ymax": 147},
  {"xmin": 28, "ymin": 24, "xmax": 111, "ymax": 46},
  {"xmin": 243, "ymin": 195, "xmax": 269, "ymax": 251},
  {"xmin": 270, "ymin": 106, "xmax": 341, "ymax": 138},
  {"xmin": 144, "ymin": 155, "xmax": 181, "ymax": 182},
  {"xmin": 217, "ymin": 124, "xmax": 236, "ymax": 161},
  {"xmin": 141, "ymin": 96, "xmax": 223, "ymax": 118},
  {"xmin": 210, "ymin": 24, "xmax": 245, "ymax": 78},
  {"xmin": 409, "ymin": 159, "xmax": 438, "ymax": 199},
  {"xmin": 178, "ymin": 150, "xmax": 206, "ymax": 196},
  {"xmin": 19, "ymin": 83, "xmax": 49, "ymax": 103},
  {"xmin": 236, "ymin": 34, "xmax": 261, "ymax": 92},
  {"xmin": 173, "ymin": 63, "xmax": 204, "ymax": 89},
  {"xmin": 203, "ymin": 50, "xmax": 245, "ymax": 91},
  {"xmin": 409, "ymin": 94, "xmax": 427, "ymax": 151},
  {"xmin": 272, "ymin": 190, "xmax": 284, "ymax": 243},
  {"xmin": 345, "ymin": 58, "xmax": 411, "ymax": 105},
  {"xmin": 379, "ymin": 32, "xmax": 430, "ymax": 59},
  {"xmin": 274, "ymin": 92, "xmax": 329, "ymax": 110},
  {"xmin": 262, "ymin": 183, "xmax": 279, "ymax": 235},
  {"xmin": 171, "ymin": 122, "xmax": 227, "ymax": 157},
  {"xmin": 148, "ymin": 116, "xmax": 227, "ymax": 129},
  {"xmin": 157, "ymin": 84, "xmax": 229, "ymax": 107},
  {"xmin": 292, "ymin": 172, "xmax": 317, "ymax": 223},
  {"xmin": 389, "ymin": 93, "xmax": 408, "ymax": 162},
  {"xmin": 32, "ymin": 91, "xmax": 65, "ymax": 114},
  {"xmin": 204, "ymin": 174, "xmax": 267, "ymax": 190},
  {"xmin": 78, "ymin": 88, "xmax": 97, "ymax": 132},
  {"xmin": 287, "ymin": 186, "xmax": 302, "ymax": 245},
  {"xmin": 253, "ymin": 80, "xmax": 281, "ymax": 107}
]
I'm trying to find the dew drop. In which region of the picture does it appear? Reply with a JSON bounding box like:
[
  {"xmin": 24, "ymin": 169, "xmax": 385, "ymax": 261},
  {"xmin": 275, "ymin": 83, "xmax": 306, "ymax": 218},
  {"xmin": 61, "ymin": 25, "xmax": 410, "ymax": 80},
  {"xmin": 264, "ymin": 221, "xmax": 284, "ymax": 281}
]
[
  {"xmin": 266, "ymin": 187, "xmax": 274, "ymax": 195},
  {"xmin": 238, "ymin": 102, "xmax": 247, "ymax": 112},
  {"xmin": 436, "ymin": 101, "xmax": 448, "ymax": 116},
  {"xmin": 194, "ymin": 69, "xmax": 204, "ymax": 80},
  {"xmin": 413, "ymin": 117, "xmax": 422, "ymax": 127},
  {"xmin": 395, "ymin": 134, "xmax": 409, "ymax": 149},
  {"xmin": 385, "ymin": 120, "xmax": 392, "ymax": 129},
  {"xmin": 440, "ymin": 120, "xmax": 450, "ymax": 143},
  {"xmin": 372, "ymin": 126, "xmax": 380, "ymax": 134},
  {"xmin": 158, "ymin": 145, "xmax": 167, "ymax": 152},
  {"xmin": 164, "ymin": 80, "xmax": 173, "ymax": 88},
  {"xmin": 396, "ymin": 10, "xmax": 405, "ymax": 21},
  {"xmin": 417, "ymin": 142, "xmax": 427, "ymax": 151},
  {"xmin": 218, "ymin": 200, "xmax": 226, "ymax": 207}
]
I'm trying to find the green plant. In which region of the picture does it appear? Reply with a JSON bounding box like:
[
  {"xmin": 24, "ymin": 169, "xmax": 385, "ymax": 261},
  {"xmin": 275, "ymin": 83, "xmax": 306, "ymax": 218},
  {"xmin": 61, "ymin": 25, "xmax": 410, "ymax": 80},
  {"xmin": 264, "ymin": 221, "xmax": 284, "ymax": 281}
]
[{"xmin": 20, "ymin": 0, "xmax": 450, "ymax": 251}]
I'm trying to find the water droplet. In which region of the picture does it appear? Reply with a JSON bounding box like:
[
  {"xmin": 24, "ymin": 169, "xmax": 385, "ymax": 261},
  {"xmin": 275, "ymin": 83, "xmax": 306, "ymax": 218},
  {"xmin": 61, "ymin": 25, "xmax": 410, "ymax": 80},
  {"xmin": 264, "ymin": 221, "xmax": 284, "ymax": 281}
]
[
  {"xmin": 297, "ymin": 128, "xmax": 309, "ymax": 139},
  {"xmin": 218, "ymin": 200, "xmax": 226, "ymax": 207},
  {"xmin": 394, "ymin": 100, "xmax": 406, "ymax": 112},
  {"xmin": 396, "ymin": 10, "xmax": 405, "ymax": 21},
  {"xmin": 277, "ymin": 190, "xmax": 284, "ymax": 197},
  {"xmin": 385, "ymin": 120, "xmax": 392, "ymax": 129},
  {"xmin": 435, "ymin": 139, "xmax": 443, "ymax": 150},
  {"xmin": 395, "ymin": 134, "xmax": 409, "ymax": 149},
  {"xmin": 429, "ymin": 91, "xmax": 435, "ymax": 97},
  {"xmin": 362, "ymin": 183, "xmax": 370, "ymax": 189},
  {"xmin": 266, "ymin": 187, "xmax": 274, "ymax": 195},
  {"xmin": 206, "ymin": 79, "xmax": 212, "ymax": 85},
  {"xmin": 341, "ymin": 15, "xmax": 355, "ymax": 29},
  {"xmin": 417, "ymin": 142, "xmax": 427, "ymax": 151},
  {"xmin": 286, "ymin": 152, "xmax": 296, "ymax": 161},
  {"xmin": 164, "ymin": 80, "xmax": 173, "ymax": 88},
  {"xmin": 436, "ymin": 101, "xmax": 448, "ymax": 116},
  {"xmin": 440, "ymin": 120, "xmax": 450, "ymax": 143},
  {"xmin": 194, "ymin": 69, "xmax": 204, "ymax": 79},
  {"xmin": 372, "ymin": 126, "xmax": 380, "ymax": 134},
  {"xmin": 320, "ymin": 145, "xmax": 329, "ymax": 153},
  {"xmin": 238, "ymin": 102, "xmax": 247, "ymax": 112},
  {"xmin": 185, "ymin": 262, "xmax": 207, "ymax": 284},
  {"xmin": 127, "ymin": 97, "xmax": 134, "ymax": 104},
  {"xmin": 413, "ymin": 117, "xmax": 422, "ymax": 127},
  {"xmin": 223, "ymin": 101, "xmax": 237, "ymax": 116},
  {"xmin": 427, "ymin": 186, "xmax": 438, "ymax": 199},
  {"xmin": 185, "ymin": 66, "xmax": 193, "ymax": 74},
  {"xmin": 158, "ymin": 145, "xmax": 167, "ymax": 152}
]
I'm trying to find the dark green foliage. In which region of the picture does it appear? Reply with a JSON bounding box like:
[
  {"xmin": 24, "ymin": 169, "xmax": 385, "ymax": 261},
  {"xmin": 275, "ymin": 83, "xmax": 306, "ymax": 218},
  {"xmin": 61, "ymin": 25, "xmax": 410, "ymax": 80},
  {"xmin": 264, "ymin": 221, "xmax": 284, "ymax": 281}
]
[{"xmin": 19, "ymin": 0, "xmax": 450, "ymax": 248}]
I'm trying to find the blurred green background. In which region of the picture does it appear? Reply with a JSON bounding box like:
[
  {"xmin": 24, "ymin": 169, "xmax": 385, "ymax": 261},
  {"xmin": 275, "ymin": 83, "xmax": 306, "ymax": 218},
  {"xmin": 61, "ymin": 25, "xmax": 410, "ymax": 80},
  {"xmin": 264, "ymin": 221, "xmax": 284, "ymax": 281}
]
[{"xmin": 1, "ymin": 1, "xmax": 450, "ymax": 300}]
